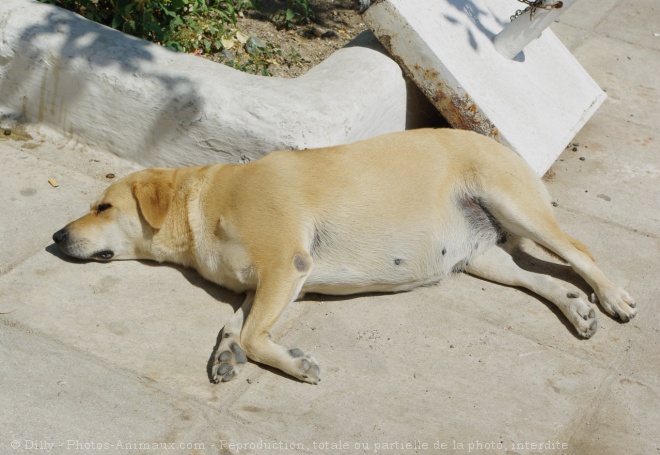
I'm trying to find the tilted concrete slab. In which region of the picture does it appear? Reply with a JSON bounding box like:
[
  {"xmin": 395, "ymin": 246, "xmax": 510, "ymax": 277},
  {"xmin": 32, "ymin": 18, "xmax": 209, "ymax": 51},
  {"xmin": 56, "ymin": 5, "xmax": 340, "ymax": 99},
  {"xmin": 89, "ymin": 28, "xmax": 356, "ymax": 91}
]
[
  {"xmin": 363, "ymin": 0, "xmax": 607, "ymax": 175},
  {"xmin": 0, "ymin": 0, "xmax": 427, "ymax": 168}
]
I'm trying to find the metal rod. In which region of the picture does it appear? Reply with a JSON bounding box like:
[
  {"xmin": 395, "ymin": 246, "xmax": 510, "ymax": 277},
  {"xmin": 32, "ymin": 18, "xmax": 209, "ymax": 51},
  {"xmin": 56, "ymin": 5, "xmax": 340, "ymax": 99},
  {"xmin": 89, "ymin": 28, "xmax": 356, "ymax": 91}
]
[{"xmin": 493, "ymin": 0, "xmax": 577, "ymax": 60}]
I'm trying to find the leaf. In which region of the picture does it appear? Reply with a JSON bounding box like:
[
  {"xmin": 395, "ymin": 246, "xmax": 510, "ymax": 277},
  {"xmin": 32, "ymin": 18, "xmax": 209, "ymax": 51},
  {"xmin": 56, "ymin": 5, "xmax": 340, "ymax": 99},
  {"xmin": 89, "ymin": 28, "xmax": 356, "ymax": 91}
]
[
  {"xmin": 161, "ymin": 6, "xmax": 177, "ymax": 18},
  {"xmin": 111, "ymin": 13, "xmax": 122, "ymax": 29},
  {"xmin": 285, "ymin": 8, "xmax": 295, "ymax": 22},
  {"xmin": 235, "ymin": 30, "xmax": 249, "ymax": 44},
  {"xmin": 220, "ymin": 36, "xmax": 236, "ymax": 50}
]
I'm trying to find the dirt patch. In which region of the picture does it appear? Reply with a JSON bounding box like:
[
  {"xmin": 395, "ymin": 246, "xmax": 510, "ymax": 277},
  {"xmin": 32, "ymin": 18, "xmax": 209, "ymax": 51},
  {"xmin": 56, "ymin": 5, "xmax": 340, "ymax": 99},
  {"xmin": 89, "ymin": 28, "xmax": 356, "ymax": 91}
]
[{"xmin": 202, "ymin": 0, "xmax": 368, "ymax": 78}]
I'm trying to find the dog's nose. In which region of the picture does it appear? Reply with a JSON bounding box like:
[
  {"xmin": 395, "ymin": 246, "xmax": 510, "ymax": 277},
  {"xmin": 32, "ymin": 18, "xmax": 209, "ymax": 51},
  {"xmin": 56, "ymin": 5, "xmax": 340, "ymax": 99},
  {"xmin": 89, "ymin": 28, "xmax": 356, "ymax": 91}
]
[{"xmin": 52, "ymin": 228, "xmax": 68, "ymax": 244}]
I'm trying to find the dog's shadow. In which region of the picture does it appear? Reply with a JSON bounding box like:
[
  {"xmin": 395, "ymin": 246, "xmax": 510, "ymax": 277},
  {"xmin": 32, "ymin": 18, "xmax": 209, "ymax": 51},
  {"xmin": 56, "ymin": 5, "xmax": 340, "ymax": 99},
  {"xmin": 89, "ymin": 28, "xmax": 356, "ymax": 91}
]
[
  {"xmin": 470, "ymin": 243, "xmax": 600, "ymax": 340},
  {"xmin": 45, "ymin": 240, "xmax": 610, "ymax": 382},
  {"xmin": 45, "ymin": 242, "xmax": 243, "ymax": 308},
  {"xmin": 46, "ymin": 242, "xmax": 302, "ymax": 383}
]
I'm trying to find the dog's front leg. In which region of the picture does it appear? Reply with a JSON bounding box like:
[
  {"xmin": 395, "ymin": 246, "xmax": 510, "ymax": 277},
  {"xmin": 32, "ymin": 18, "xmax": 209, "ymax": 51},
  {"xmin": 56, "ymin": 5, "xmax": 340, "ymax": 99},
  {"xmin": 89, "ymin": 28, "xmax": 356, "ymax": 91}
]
[
  {"xmin": 210, "ymin": 293, "xmax": 254, "ymax": 383},
  {"xmin": 240, "ymin": 252, "xmax": 320, "ymax": 384}
]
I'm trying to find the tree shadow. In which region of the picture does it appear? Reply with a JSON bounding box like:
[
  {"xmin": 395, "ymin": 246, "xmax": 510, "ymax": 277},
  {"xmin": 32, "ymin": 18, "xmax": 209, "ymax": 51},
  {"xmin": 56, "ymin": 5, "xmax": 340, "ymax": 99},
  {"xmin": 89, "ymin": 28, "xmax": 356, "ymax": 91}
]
[
  {"xmin": 0, "ymin": 3, "xmax": 202, "ymax": 158},
  {"xmin": 441, "ymin": 0, "xmax": 509, "ymax": 51},
  {"xmin": 248, "ymin": 0, "xmax": 360, "ymax": 25}
]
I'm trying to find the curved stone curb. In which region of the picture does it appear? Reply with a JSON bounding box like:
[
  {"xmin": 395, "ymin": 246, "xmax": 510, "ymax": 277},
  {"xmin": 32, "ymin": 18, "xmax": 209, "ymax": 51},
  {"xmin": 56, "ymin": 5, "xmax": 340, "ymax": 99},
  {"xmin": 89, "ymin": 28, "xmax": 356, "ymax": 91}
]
[{"xmin": 0, "ymin": 0, "xmax": 423, "ymax": 167}]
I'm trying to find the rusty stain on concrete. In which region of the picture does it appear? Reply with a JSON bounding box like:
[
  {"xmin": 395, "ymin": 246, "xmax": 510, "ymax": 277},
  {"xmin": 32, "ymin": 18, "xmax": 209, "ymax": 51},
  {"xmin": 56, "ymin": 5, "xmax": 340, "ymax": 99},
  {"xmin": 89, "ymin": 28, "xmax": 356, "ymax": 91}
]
[{"xmin": 378, "ymin": 37, "xmax": 501, "ymax": 141}]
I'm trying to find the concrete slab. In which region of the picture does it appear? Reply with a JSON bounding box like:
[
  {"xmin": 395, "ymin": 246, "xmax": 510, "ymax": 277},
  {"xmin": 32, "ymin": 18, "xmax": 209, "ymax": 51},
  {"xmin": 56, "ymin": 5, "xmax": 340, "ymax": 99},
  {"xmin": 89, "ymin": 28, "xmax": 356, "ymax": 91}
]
[
  {"xmin": 567, "ymin": 367, "xmax": 660, "ymax": 455},
  {"xmin": 0, "ymin": 143, "xmax": 102, "ymax": 273},
  {"xmin": 0, "ymin": 134, "xmax": 139, "ymax": 274},
  {"xmin": 552, "ymin": 0, "xmax": 619, "ymax": 31},
  {"xmin": 569, "ymin": 35, "xmax": 660, "ymax": 130},
  {"xmin": 595, "ymin": 0, "xmax": 660, "ymax": 52},
  {"xmin": 546, "ymin": 113, "xmax": 660, "ymax": 237},
  {"xmin": 0, "ymin": 323, "xmax": 266, "ymax": 454},
  {"xmin": 363, "ymin": 0, "xmax": 607, "ymax": 176},
  {"xmin": 0, "ymin": 248, "xmax": 242, "ymax": 400}
]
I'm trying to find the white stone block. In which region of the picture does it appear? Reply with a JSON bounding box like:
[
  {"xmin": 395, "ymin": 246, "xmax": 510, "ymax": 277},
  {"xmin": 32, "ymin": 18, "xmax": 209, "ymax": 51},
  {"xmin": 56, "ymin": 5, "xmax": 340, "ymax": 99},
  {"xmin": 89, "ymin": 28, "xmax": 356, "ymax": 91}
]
[{"xmin": 364, "ymin": 0, "xmax": 607, "ymax": 175}]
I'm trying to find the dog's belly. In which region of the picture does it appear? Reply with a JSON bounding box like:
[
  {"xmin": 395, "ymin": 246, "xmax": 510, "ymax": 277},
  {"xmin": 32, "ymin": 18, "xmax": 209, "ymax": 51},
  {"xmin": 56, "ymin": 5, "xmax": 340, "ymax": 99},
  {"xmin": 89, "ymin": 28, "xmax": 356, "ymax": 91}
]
[{"xmin": 302, "ymin": 211, "xmax": 499, "ymax": 295}]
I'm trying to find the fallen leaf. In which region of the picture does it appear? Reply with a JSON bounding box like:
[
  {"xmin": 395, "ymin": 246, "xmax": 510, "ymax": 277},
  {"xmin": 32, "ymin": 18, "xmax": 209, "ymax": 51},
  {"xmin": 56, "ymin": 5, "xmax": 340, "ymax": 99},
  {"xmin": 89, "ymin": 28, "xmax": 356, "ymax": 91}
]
[
  {"xmin": 236, "ymin": 31, "xmax": 249, "ymax": 44},
  {"xmin": 221, "ymin": 37, "xmax": 236, "ymax": 50}
]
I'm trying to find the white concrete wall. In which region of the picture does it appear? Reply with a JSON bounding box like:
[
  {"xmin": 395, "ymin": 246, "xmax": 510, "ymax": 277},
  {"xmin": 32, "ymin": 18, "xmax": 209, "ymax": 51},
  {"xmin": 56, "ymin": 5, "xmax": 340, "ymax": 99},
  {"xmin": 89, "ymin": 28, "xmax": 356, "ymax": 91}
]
[{"xmin": 0, "ymin": 0, "xmax": 413, "ymax": 167}]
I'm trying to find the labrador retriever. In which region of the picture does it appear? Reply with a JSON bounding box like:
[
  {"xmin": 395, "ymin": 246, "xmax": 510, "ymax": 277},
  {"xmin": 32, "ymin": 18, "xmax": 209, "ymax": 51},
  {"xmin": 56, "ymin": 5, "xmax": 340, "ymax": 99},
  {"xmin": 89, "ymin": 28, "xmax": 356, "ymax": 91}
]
[{"xmin": 52, "ymin": 128, "xmax": 637, "ymax": 384}]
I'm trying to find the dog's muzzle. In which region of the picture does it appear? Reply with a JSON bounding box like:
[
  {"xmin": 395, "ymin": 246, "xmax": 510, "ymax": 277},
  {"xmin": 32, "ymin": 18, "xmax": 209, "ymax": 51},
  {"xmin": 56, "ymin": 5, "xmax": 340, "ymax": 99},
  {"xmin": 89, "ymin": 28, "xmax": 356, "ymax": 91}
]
[{"xmin": 52, "ymin": 228, "xmax": 114, "ymax": 261}]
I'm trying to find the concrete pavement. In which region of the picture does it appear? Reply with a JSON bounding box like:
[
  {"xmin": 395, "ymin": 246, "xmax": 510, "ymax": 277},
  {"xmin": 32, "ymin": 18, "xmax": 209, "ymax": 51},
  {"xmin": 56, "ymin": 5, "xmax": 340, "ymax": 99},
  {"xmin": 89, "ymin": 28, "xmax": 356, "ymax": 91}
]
[{"xmin": 1, "ymin": 0, "xmax": 659, "ymax": 454}]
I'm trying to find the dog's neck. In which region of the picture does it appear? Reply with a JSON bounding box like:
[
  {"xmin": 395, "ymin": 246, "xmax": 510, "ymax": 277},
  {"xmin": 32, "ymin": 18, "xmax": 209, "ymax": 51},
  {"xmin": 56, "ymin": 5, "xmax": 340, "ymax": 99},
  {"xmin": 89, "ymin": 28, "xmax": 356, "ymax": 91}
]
[{"xmin": 144, "ymin": 167, "xmax": 203, "ymax": 269}]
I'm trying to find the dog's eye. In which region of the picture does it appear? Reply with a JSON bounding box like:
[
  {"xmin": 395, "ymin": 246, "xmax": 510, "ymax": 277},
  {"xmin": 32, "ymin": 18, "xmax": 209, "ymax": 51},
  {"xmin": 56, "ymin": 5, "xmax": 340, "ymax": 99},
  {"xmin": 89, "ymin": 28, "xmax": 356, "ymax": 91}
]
[{"xmin": 97, "ymin": 203, "xmax": 112, "ymax": 213}]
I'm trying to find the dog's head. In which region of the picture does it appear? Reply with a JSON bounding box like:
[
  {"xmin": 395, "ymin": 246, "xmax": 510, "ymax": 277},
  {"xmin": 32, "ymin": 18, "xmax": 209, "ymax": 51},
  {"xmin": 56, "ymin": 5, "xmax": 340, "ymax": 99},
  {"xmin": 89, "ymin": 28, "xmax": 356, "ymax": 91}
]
[{"xmin": 52, "ymin": 169, "xmax": 175, "ymax": 262}]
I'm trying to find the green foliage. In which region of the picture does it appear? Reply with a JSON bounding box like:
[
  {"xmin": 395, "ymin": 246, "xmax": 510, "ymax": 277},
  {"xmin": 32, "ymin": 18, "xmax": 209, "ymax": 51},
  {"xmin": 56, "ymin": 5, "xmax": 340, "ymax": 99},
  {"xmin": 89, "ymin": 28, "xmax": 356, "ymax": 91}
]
[
  {"xmin": 38, "ymin": 0, "xmax": 256, "ymax": 53},
  {"xmin": 38, "ymin": 0, "xmax": 316, "ymax": 76},
  {"xmin": 272, "ymin": 0, "xmax": 314, "ymax": 29},
  {"xmin": 224, "ymin": 42, "xmax": 308, "ymax": 76},
  {"xmin": 226, "ymin": 42, "xmax": 279, "ymax": 76}
]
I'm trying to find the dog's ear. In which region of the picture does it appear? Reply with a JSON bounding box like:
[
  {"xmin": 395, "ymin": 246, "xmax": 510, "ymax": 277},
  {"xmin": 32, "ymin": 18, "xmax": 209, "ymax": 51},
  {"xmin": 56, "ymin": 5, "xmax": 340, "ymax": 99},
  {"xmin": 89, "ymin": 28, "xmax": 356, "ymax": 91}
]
[{"xmin": 132, "ymin": 172, "xmax": 174, "ymax": 229}]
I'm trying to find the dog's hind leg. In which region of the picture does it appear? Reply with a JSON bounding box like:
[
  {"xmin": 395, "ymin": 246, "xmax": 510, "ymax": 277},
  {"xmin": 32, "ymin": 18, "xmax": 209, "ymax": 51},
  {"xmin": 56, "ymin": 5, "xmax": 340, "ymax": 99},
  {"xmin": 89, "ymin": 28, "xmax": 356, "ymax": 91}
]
[
  {"xmin": 210, "ymin": 293, "xmax": 254, "ymax": 383},
  {"xmin": 467, "ymin": 245, "xmax": 598, "ymax": 338},
  {"xmin": 477, "ymin": 183, "xmax": 636, "ymax": 323},
  {"xmin": 239, "ymin": 251, "xmax": 321, "ymax": 384}
]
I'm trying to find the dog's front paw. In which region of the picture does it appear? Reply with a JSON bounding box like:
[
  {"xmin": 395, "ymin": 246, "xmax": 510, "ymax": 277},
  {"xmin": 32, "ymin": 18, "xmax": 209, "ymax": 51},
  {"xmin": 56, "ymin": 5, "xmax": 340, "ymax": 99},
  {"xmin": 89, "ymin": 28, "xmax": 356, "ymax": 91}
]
[
  {"xmin": 598, "ymin": 287, "xmax": 637, "ymax": 322},
  {"xmin": 211, "ymin": 338, "xmax": 248, "ymax": 383},
  {"xmin": 288, "ymin": 348, "xmax": 321, "ymax": 384}
]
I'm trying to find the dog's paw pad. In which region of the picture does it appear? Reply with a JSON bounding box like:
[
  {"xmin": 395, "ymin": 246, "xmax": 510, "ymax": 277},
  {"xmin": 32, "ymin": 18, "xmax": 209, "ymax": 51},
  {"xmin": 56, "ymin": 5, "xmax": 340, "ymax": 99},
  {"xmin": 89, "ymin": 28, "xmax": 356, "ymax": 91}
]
[
  {"xmin": 576, "ymin": 310, "xmax": 598, "ymax": 339},
  {"xmin": 288, "ymin": 348, "xmax": 320, "ymax": 384},
  {"xmin": 568, "ymin": 298, "xmax": 598, "ymax": 339},
  {"xmin": 211, "ymin": 341, "xmax": 247, "ymax": 383}
]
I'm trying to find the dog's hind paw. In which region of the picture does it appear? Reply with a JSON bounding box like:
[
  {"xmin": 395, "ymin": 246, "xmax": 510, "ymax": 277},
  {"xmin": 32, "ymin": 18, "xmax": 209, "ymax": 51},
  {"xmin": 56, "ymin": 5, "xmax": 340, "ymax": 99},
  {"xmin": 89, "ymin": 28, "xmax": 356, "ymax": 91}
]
[
  {"xmin": 574, "ymin": 306, "xmax": 598, "ymax": 339},
  {"xmin": 211, "ymin": 339, "xmax": 248, "ymax": 383},
  {"xmin": 565, "ymin": 295, "xmax": 598, "ymax": 339},
  {"xmin": 598, "ymin": 287, "xmax": 637, "ymax": 322},
  {"xmin": 288, "ymin": 348, "xmax": 321, "ymax": 384}
]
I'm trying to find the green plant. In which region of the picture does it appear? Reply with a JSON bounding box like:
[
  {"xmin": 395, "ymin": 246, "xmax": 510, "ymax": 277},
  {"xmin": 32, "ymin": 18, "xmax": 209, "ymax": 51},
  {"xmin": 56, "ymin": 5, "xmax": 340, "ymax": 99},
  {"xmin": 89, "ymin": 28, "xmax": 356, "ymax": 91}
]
[
  {"xmin": 226, "ymin": 40, "xmax": 282, "ymax": 76},
  {"xmin": 38, "ymin": 0, "xmax": 318, "ymax": 77},
  {"xmin": 38, "ymin": 0, "xmax": 256, "ymax": 53},
  {"xmin": 272, "ymin": 0, "xmax": 314, "ymax": 29}
]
